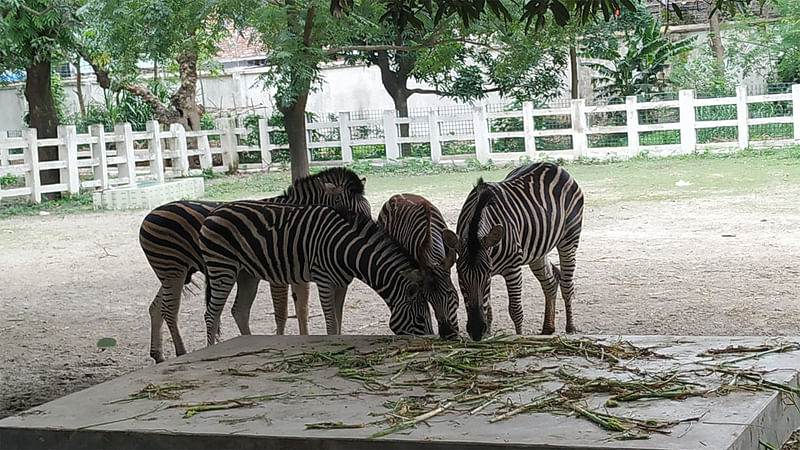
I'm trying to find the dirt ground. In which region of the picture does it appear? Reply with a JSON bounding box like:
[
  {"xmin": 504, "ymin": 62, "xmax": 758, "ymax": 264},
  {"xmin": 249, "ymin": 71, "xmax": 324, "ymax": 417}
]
[{"xmin": 2, "ymin": 186, "xmax": 800, "ymax": 444}]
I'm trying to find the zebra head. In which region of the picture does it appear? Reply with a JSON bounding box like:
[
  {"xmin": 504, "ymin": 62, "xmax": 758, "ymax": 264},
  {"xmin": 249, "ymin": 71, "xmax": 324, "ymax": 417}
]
[
  {"xmin": 319, "ymin": 178, "xmax": 372, "ymax": 218},
  {"xmin": 403, "ymin": 255, "xmax": 460, "ymax": 340},
  {"xmin": 443, "ymin": 226, "xmax": 503, "ymax": 341},
  {"xmin": 389, "ymin": 268, "xmax": 435, "ymax": 336}
]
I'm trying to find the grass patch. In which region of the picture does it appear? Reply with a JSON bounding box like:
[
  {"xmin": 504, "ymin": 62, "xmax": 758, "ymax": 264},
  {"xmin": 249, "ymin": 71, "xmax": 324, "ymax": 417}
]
[
  {"xmin": 3, "ymin": 145, "xmax": 798, "ymax": 217},
  {"xmin": 204, "ymin": 171, "xmax": 292, "ymax": 202},
  {"xmin": 0, "ymin": 193, "xmax": 94, "ymax": 219},
  {"xmin": 202, "ymin": 145, "xmax": 800, "ymax": 209}
]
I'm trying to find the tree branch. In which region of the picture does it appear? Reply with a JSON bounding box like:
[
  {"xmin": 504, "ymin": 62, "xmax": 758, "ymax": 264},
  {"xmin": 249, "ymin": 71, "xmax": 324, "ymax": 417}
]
[
  {"xmin": 19, "ymin": 4, "xmax": 56, "ymax": 17},
  {"xmin": 408, "ymin": 86, "xmax": 502, "ymax": 96},
  {"xmin": 76, "ymin": 45, "xmax": 176, "ymax": 125},
  {"xmin": 324, "ymin": 38, "xmax": 497, "ymax": 56},
  {"xmin": 303, "ymin": 6, "xmax": 316, "ymax": 47}
]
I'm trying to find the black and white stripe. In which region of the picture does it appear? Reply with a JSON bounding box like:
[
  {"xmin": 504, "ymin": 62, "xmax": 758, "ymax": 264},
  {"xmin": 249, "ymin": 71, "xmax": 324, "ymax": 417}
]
[
  {"xmin": 139, "ymin": 168, "xmax": 370, "ymax": 363},
  {"xmin": 443, "ymin": 162, "xmax": 584, "ymax": 340},
  {"xmin": 377, "ymin": 194, "xmax": 459, "ymax": 339},
  {"xmin": 199, "ymin": 202, "xmax": 457, "ymax": 344}
]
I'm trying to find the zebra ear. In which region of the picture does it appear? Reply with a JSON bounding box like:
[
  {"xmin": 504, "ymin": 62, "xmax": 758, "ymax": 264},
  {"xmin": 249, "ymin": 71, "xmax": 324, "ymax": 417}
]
[
  {"xmin": 360, "ymin": 177, "xmax": 366, "ymax": 187},
  {"xmin": 442, "ymin": 229, "xmax": 461, "ymax": 251},
  {"xmin": 322, "ymin": 182, "xmax": 344, "ymax": 196},
  {"xmin": 481, "ymin": 225, "xmax": 503, "ymax": 248},
  {"xmin": 441, "ymin": 249, "xmax": 456, "ymax": 270},
  {"xmin": 400, "ymin": 268, "xmax": 425, "ymax": 284}
]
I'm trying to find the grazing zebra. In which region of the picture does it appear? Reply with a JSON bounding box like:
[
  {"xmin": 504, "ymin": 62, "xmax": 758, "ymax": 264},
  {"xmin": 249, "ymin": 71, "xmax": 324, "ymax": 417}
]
[
  {"xmin": 443, "ymin": 162, "xmax": 584, "ymax": 341},
  {"xmin": 139, "ymin": 168, "xmax": 370, "ymax": 363},
  {"xmin": 377, "ymin": 194, "xmax": 459, "ymax": 339},
  {"xmin": 199, "ymin": 202, "xmax": 460, "ymax": 343}
]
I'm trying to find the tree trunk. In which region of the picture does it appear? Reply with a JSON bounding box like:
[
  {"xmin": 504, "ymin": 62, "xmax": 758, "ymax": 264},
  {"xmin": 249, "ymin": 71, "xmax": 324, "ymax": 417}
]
[
  {"xmin": 25, "ymin": 59, "xmax": 60, "ymax": 198},
  {"xmin": 709, "ymin": 10, "xmax": 725, "ymax": 78},
  {"xmin": 374, "ymin": 50, "xmax": 415, "ymax": 157},
  {"xmin": 569, "ymin": 46, "xmax": 580, "ymax": 99},
  {"xmin": 76, "ymin": 57, "xmax": 86, "ymax": 117},
  {"xmin": 172, "ymin": 51, "xmax": 204, "ymax": 131},
  {"xmin": 279, "ymin": 91, "xmax": 310, "ymax": 181},
  {"xmin": 392, "ymin": 90, "xmax": 412, "ymax": 156}
]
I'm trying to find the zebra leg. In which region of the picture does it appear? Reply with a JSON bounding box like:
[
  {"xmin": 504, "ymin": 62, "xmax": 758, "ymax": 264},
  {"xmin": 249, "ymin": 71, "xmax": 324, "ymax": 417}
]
[
  {"xmin": 148, "ymin": 289, "xmax": 165, "ymax": 363},
  {"xmin": 317, "ymin": 282, "xmax": 340, "ymax": 335},
  {"xmin": 557, "ymin": 242, "xmax": 579, "ymax": 333},
  {"xmin": 159, "ymin": 279, "xmax": 187, "ymax": 358},
  {"xmin": 270, "ymin": 284, "xmax": 290, "ymax": 335},
  {"xmin": 291, "ymin": 283, "xmax": 311, "ymax": 335},
  {"xmin": 205, "ymin": 268, "xmax": 237, "ymax": 346},
  {"xmin": 530, "ymin": 255, "xmax": 559, "ymax": 335},
  {"xmin": 231, "ymin": 272, "xmax": 260, "ymax": 336},
  {"xmin": 333, "ymin": 286, "xmax": 348, "ymax": 334},
  {"xmin": 502, "ymin": 268, "xmax": 525, "ymax": 334}
]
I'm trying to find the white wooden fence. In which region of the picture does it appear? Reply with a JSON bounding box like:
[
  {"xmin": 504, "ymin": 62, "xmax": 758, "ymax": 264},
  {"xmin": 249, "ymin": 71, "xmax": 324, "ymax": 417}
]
[{"xmin": 2, "ymin": 85, "xmax": 799, "ymax": 203}]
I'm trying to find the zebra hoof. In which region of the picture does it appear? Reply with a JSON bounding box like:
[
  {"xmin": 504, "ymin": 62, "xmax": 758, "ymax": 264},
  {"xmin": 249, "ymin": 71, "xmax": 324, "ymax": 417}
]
[
  {"xmin": 540, "ymin": 327, "xmax": 555, "ymax": 335},
  {"xmin": 150, "ymin": 351, "xmax": 165, "ymax": 364},
  {"xmin": 566, "ymin": 325, "xmax": 577, "ymax": 334}
]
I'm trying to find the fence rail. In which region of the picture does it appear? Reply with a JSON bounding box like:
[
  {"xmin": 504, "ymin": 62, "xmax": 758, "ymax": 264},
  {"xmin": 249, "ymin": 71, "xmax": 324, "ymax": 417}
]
[{"xmin": 2, "ymin": 85, "xmax": 799, "ymax": 203}]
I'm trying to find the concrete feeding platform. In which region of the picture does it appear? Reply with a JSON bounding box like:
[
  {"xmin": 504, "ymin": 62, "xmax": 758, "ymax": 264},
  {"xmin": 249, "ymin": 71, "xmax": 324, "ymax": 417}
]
[
  {"xmin": 1, "ymin": 335, "xmax": 799, "ymax": 450},
  {"xmin": 92, "ymin": 178, "xmax": 204, "ymax": 210}
]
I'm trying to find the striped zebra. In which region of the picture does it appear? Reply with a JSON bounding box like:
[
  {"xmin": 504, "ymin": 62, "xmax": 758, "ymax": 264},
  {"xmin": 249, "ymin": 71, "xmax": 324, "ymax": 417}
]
[
  {"xmin": 139, "ymin": 168, "xmax": 370, "ymax": 363},
  {"xmin": 443, "ymin": 162, "xmax": 584, "ymax": 341},
  {"xmin": 377, "ymin": 194, "xmax": 459, "ymax": 339},
  {"xmin": 199, "ymin": 202, "xmax": 461, "ymax": 343}
]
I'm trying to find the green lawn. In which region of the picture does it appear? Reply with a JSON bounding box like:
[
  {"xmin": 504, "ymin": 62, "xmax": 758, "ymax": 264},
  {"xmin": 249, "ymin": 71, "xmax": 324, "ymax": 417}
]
[
  {"xmin": 203, "ymin": 146, "xmax": 800, "ymax": 209},
  {"xmin": 2, "ymin": 146, "xmax": 799, "ymax": 218}
]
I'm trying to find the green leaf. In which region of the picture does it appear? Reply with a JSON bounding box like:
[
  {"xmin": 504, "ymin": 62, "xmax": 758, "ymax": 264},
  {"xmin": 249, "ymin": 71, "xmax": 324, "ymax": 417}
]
[{"xmin": 97, "ymin": 337, "xmax": 117, "ymax": 349}]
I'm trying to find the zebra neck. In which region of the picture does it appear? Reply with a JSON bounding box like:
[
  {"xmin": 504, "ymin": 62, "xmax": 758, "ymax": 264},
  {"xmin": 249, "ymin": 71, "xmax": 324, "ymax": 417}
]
[{"xmin": 346, "ymin": 225, "xmax": 414, "ymax": 307}]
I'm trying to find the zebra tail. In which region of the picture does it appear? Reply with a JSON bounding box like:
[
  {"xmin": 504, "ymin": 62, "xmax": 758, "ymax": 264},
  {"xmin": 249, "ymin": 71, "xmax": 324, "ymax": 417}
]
[{"xmin": 551, "ymin": 263, "xmax": 561, "ymax": 284}]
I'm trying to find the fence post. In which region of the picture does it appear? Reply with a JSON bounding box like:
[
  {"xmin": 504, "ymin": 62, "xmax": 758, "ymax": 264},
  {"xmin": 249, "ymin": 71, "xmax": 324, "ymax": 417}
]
[
  {"xmin": 22, "ymin": 128, "xmax": 42, "ymax": 203},
  {"xmin": 625, "ymin": 96, "xmax": 640, "ymax": 157},
  {"xmin": 473, "ymin": 103, "xmax": 491, "ymax": 164},
  {"xmin": 146, "ymin": 120, "xmax": 165, "ymax": 183},
  {"xmin": 736, "ymin": 85, "xmax": 749, "ymax": 150},
  {"xmin": 258, "ymin": 118, "xmax": 272, "ymax": 166},
  {"xmin": 198, "ymin": 133, "xmax": 212, "ymax": 170},
  {"xmin": 522, "ymin": 101, "xmax": 537, "ymax": 158},
  {"xmin": 570, "ymin": 99, "xmax": 588, "ymax": 158},
  {"xmin": 793, "ymin": 84, "xmax": 800, "ymax": 143},
  {"xmin": 90, "ymin": 124, "xmax": 109, "ymax": 189},
  {"xmin": 0, "ymin": 131, "xmax": 8, "ymax": 167},
  {"xmin": 383, "ymin": 110, "xmax": 400, "ymax": 160},
  {"xmin": 679, "ymin": 89, "xmax": 697, "ymax": 154},
  {"xmin": 216, "ymin": 118, "xmax": 239, "ymax": 171},
  {"xmin": 114, "ymin": 123, "xmax": 137, "ymax": 186},
  {"xmin": 169, "ymin": 123, "xmax": 190, "ymax": 177},
  {"xmin": 57, "ymin": 125, "xmax": 80, "ymax": 194},
  {"xmin": 339, "ymin": 112, "xmax": 353, "ymax": 163},
  {"xmin": 428, "ymin": 110, "xmax": 442, "ymax": 164}
]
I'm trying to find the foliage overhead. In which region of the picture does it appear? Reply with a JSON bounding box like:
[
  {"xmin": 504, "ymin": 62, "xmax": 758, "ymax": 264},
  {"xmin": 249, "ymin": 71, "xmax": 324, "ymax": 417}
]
[
  {"xmin": 338, "ymin": 0, "xmax": 773, "ymax": 32},
  {"xmin": 0, "ymin": 0, "xmax": 82, "ymax": 71},
  {"xmin": 335, "ymin": 0, "xmax": 570, "ymax": 105},
  {"xmin": 80, "ymin": 0, "xmax": 232, "ymax": 85},
  {"xmin": 247, "ymin": 0, "xmax": 361, "ymax": 110},
  {"xmin": 581, "ymin": 9, "xmax": 694, "ymax": 98}
]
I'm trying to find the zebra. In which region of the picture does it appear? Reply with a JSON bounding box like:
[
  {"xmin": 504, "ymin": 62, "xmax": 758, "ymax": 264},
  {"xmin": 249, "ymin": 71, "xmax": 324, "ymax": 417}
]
[
  {"xmin": 199, "ymin": 202, "xmax": 461, "ymax": 343},
  {"xmin": 139, "ymin": 167, "xmax": 370, "ymax": 363},
  {"xmin": 442, "ymin": 162, "xmax": 584, "ymax": 341},
  {"xmin": 377, "ymin": 193, "xmax": 459, "ymax": 339}
]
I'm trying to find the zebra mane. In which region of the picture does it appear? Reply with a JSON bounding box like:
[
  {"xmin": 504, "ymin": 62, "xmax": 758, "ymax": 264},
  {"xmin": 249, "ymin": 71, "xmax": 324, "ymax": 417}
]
[
  {"xmin": 282, "ymin": 167, "xmax": 365, "ymax": 197},
  {"xmin": 353, "ymin": 211, "xmax": 421, "ymax": 272},
  {"xmin": 465, "ymin": 178, "xmax": 495, "ymax": 257}
]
